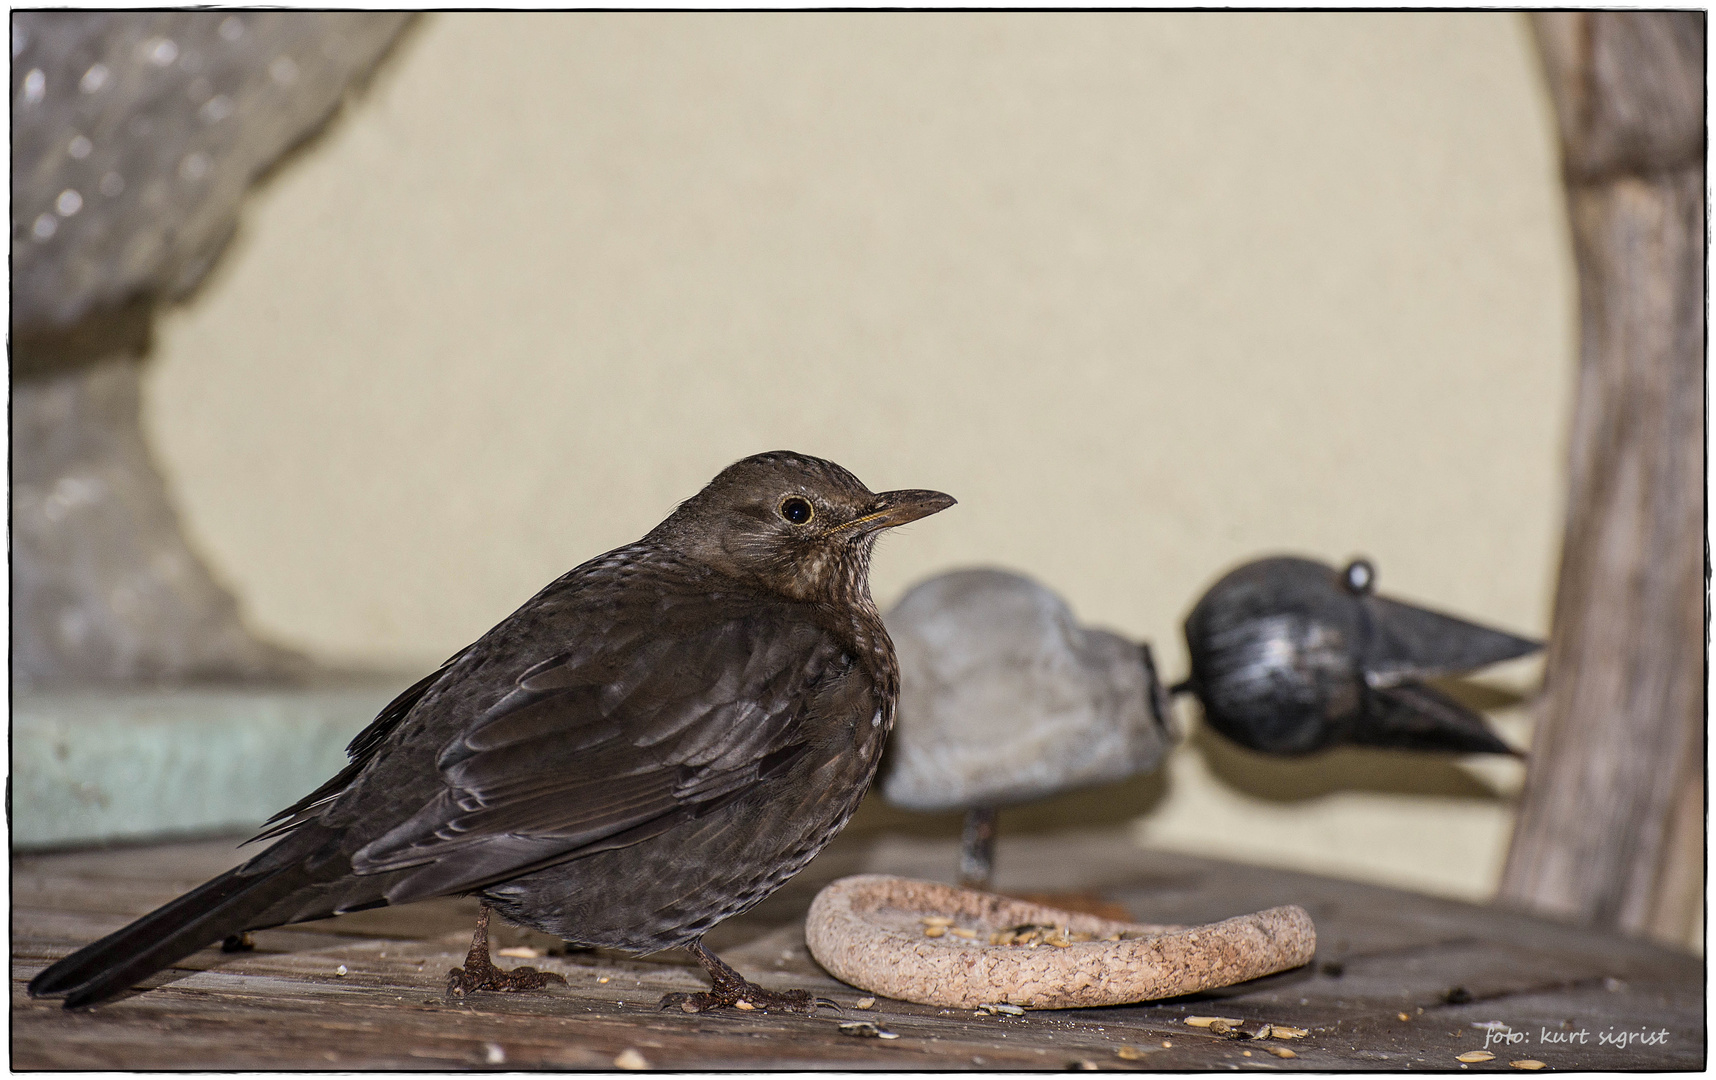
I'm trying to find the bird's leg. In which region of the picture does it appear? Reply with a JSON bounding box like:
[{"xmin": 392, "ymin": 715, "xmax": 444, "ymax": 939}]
[
  {"xmin": 658, "ymin": 937, "xmax": 837, "ymax": 1014},
  {"xmin": 958, "ymin": 806, "xmax": 998, "ymax": 890},
  {"xmin": 446, "ymin": 904, "xmax": 566, "ymax": 995}
]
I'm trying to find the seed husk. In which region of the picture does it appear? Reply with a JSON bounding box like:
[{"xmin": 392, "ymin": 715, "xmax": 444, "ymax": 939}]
[
  {"xmin": 1457, "ymin": 1051, "xmax": 1497, "ymax": 1063},
  {"xmin": 1509, "ymin": 1061, "xmax": 1546, "ymax": 1071},
  {"xmin": 1184, "ymin": 1016, "xmax": 1244, "ymax": 1028}
]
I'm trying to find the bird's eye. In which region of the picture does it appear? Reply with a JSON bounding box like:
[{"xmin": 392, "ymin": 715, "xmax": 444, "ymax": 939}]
[{"xmin": 779, "ymin": 496, "xmax": 814, "ymax": 525}]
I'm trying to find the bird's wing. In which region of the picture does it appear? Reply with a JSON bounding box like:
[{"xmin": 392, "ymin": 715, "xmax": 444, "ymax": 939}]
[
  {"xmin": 248, "ymin": 649, "xmax": 472, "ymax": 844},
  {"xmin": 347, "ymin": 585, "xmax": 854, "ymax": 902}
]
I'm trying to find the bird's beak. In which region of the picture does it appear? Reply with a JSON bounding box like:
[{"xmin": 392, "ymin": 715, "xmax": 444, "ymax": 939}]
[{"xmin": 841, "ymin": 489, "xmax": 957, "ymax": 535}]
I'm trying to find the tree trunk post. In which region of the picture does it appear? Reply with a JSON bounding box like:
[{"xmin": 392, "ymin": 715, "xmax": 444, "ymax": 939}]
[{"xmin": 1498, "ymin": 11, "xmax": 1705, "ymax": 945}]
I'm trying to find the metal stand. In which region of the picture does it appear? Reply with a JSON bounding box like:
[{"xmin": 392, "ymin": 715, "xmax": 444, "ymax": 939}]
[{"xmin": 958, "ymin": 806, "xmax": 998, "ymax": 889}]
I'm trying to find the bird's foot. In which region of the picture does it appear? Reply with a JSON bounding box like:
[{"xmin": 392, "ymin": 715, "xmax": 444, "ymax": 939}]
[
  {"xmin": 658, "ymin": 983, "xmax": 836, "ymax": 1014},
  {"xmin": 445, "ymin": 903, "xmax": 566, "ymax": 996},
  {"xmin": 446, "ymin": 955, "xmax": 566, "ymax": 996},
  {"xmin": 662, "ymin": 937, "xmax": 837, "ymax": 1014}
]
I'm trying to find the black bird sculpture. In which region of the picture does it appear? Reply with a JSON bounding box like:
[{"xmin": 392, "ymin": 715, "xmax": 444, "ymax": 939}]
[
  {"xmin": 29, "ymin": 451, "xmax": 954, "ymax": 1012},
  {"xmin": 1179, "ymin": 555, "xmax": 1541, "ymax": 757}
]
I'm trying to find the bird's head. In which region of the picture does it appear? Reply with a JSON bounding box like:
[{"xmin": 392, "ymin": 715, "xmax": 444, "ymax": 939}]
[{"xmin": 652, "ymin": 451, "xmax": 955, "ymax": 604}]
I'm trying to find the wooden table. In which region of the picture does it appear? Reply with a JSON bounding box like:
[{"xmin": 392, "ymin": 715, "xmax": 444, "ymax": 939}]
[{"xmin": 13, "ymin": 823, "xmax": 1703, "ymax": 1070}]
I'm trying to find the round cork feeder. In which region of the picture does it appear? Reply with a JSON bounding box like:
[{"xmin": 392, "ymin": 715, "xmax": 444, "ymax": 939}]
[{"xmin": 805, "ymin": 874, "xmax": 1316, "ymax": 1010}]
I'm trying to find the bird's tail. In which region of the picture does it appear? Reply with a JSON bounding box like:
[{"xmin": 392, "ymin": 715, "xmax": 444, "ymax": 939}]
[{"xmin": 27, "ymin": 859, "xmax": 312, "ymax": 1009}]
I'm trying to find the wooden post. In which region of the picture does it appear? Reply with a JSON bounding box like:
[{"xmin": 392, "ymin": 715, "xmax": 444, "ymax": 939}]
[{"xmin": 1498, "ymin": 12, "xmax": 1705, "ymax": 945}]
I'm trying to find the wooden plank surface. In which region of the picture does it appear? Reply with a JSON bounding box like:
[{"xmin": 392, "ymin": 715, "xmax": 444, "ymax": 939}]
[{"xmin": 12, "ymin": 823, "xmax": 1704, "ymax": 1070}]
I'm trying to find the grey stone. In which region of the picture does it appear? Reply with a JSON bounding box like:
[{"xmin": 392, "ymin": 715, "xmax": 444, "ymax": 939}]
[
  {"xmin": 880, "ymin": 569, "xmax": 1174, "ymax": 812},
  {"xmin": 10, "ymin": 12, "xmax": 411, "ymax": 688},
  {"xmin": 11, "ymin": 359, "xmax": 313, "ymax": 690},
  {"xmin": 11, "ymin": 11, "xmax": 412, "ymax": 335}
]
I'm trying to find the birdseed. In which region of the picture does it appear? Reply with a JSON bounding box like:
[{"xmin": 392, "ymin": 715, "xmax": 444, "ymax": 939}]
[
  {"xmin": 1458, "ymin": 1051, "xmax": 1497, "ymax": 1063},
  {"xmin": 1510, "ymin": 1061, "xmax": 1546, "ymax": 1071}
]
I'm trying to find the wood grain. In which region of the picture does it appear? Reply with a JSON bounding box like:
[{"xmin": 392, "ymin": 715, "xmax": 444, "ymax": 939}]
[{"xmin": 13, "ymin": 827, "xmax": 1702, "ymax": 1070}]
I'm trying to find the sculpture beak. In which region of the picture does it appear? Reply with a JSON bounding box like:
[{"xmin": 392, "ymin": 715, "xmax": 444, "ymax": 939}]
[{"xmin": 1361, "ymin": 595, "xmax": 1544, "ymax": 688}]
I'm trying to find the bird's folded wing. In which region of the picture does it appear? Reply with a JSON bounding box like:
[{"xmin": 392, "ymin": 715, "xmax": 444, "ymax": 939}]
[{"xmin": 347, "ymin": 592, "xmax": 849, "ymax": 900}]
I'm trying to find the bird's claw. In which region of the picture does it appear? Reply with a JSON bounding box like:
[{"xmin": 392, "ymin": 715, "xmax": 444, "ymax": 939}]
[
  {"xmin": 657, "ymin": 984, "xmax": 829, "ymax": 1015},
  {"xmin": 445, "ymin": 960, "xmax": 566, "ymax": 996}
]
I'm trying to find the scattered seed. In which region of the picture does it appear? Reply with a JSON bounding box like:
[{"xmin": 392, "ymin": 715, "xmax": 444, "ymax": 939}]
[
  {"xmin": 1251, "ymin": 1026, "xmax": 1274, "ymax": 1040},
  {"xmin": 1458, "ymin": 1051, "xmax": 1497, "ymax": 1063},
  {"xmin": 1510, "ymin": 1061, "xmax": 1546, "ymax": 1071},
  {"xmin": 854, "ymin": 997, "xmax": 875, "ymax": 1010},
  {"xmin": 613, "ymin": 1048, "xmax": 649, "ymax": 1070},
  {"xmin": 735, "ymin": 1001, "xmax": 755, "ymax": 1011},
  {"xmin": 1185, "ymin": 1016, "xmax": 1244, "ymax": 1028},
  {"xmin": 496, "ymin": 946, "xmax": 543, "ymax": 959},
  {"xmin": 1161, "ymin": 1040, "xmax": 1173, "ymax": 1048},
  {"xmin": 1242, "ymin": 1050, "xmax": 1253, "ymax": 1057},
  {"xmin": 335, "ymin": 965, "xmax": 347, "ymax": 977},
  {"xmin": 1399, "ymin": 1012, "xmax": 1413, "ymax": 1022},
  {"xmin": 1268, "ymin": 1026, "xmax": 1308, "ymax": 1039},
  {"xmin": 1070, "ymin": 1058, "xmax": 1099, "ymax": 1070},
  {"xmin": 1269, "ymin": 1048, "xmax": 1297, "ymax": 1059},
  {"xmin": 923, "ymin": 926, "xmax": 946, "ymax": 938},
  {"xmin": 877, "ymin": 1032, "xmax": 900, "ymax": 1040},
  {"xmin": 921, "ymin": 915, "xmax": 954, "ymax": 927},
  {"xmin": 1116, "ymin": 1046, "xmax": 1145, "ymax": 1060},
  {"xmin": 597, "ymin": 976, "xmax": 610, "ymax": 983},
  {"xmin": 950, "ymin": 927, "xmax": 977, "ymax": 939},
  {"xmin": 979, "ymin": 1002, "xmax": 1026, "ymax": 1016},
  {"xmin": 484, "ymin": 1043, "xmax": 506, "ymax": 1064},
  {"xmin": 839, "ymin": 1021, "xmax": 882, "ymax": 1038}
]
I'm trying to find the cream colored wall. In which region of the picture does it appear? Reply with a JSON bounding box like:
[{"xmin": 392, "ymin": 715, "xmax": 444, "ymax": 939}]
[{"xmin": 143, "ymin": 13, "xmax": 1574, "ymax": 902}]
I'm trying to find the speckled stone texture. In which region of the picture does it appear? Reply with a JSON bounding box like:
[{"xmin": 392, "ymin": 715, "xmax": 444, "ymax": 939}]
[
  {"xmin": 805, "ymin": 874, "xmax": 1316, "ymax": 1009},
  {"xmin": 10, "ymin": 12, "xmax": 409, "ymax": 687},
  {"xmin": 11, "ymin": 11, "xmax": 410, "ymax": 333},
  {"xmin": 880, "ymin": 569, "xmax": 1173, "ymax": 811}
]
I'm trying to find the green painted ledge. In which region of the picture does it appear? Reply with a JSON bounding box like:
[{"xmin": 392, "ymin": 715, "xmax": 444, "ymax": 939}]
[{"xmin": 12, "ymin": 678, "xmax": 408, "ymax": 850}]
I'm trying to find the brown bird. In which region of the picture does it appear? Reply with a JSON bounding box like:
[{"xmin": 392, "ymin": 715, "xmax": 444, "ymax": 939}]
[{"xmin": 29, "ymin": 451, "xmax": 954, "ymax": 1012}]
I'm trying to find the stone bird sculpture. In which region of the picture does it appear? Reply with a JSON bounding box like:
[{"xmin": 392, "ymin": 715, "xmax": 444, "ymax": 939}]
[
  {"xmin": 880, "ymin": 569, "xmax": 1175, "ymax": 888},
  {"xmin": 29, "ymin": 451, "xmax": 954, "ymax": 1012},
  {"xmin": 1179, "ymin": 555, "xmax": 1541, "ymax": 757},
  {"xmin": 880, "ymin": 557, "xmax": 1539, "ymax": 888}
]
